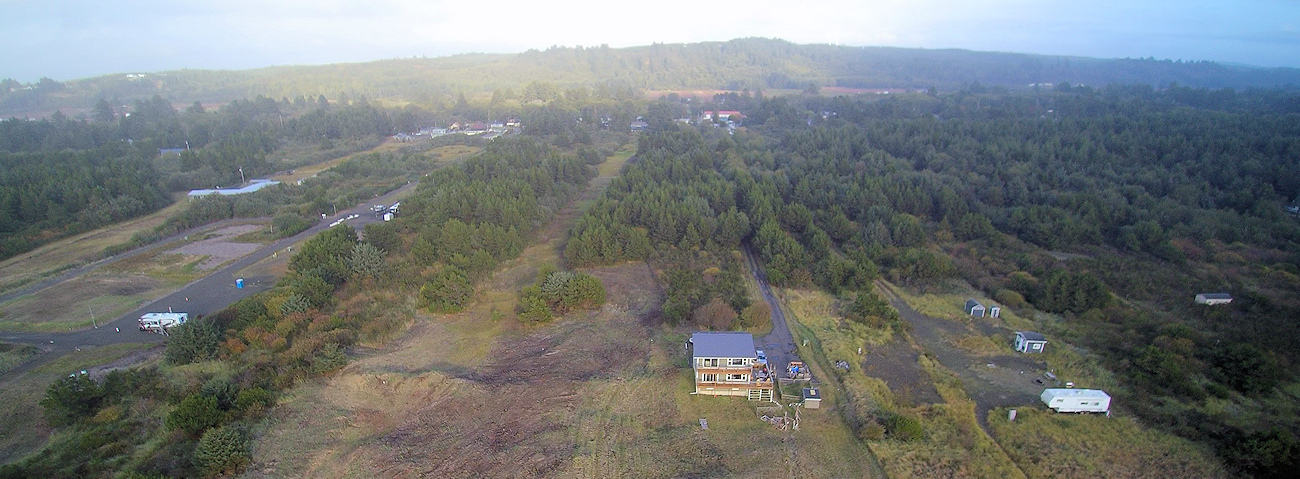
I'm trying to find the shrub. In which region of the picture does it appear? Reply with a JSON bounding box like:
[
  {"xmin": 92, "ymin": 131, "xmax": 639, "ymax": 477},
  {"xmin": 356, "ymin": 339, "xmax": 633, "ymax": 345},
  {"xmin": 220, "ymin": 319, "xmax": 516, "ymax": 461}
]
[
  {"xmin": 885, "ymin": 413, "xmax": 924, "ymax": 442},
  {"xmin": 739, "ymin": 302, "xmax": 771, "ymax": 329},
  {"xmin": 193, "ymin": 426, "xmax": 250, "ymax": 477},
  {"xmin": 165, "ymin": 319, "xmax": 222, "ymax": 365},
  {"xmin": 166, "ymin": 394, "xmax": 223, "ymax": 437},
  {"xmin": 40, "ymin": 374, "xmax": 105, "ymax": 426},
  {"xmin": 234, "ymin": 387, "xmax": 273, "ymax": 415}
]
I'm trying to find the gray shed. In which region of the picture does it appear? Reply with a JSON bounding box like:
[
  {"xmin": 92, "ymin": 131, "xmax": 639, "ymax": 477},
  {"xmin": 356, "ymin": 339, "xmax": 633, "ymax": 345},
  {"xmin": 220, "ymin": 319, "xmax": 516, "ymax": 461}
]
[{"xmin": 965, "ymin": 299, "xmax": 986, "ymax": 317}]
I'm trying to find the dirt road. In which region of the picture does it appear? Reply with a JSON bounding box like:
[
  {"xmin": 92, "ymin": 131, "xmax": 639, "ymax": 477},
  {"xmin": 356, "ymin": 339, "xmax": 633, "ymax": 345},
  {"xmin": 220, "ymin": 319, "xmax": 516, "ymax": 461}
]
[
  {"xmin": 0, "ymin": 182, "xmax": 419, "ymax": 381},
  {"xmin": 743, "ymin": 246, "xmax": 800, "ymax": 381}
]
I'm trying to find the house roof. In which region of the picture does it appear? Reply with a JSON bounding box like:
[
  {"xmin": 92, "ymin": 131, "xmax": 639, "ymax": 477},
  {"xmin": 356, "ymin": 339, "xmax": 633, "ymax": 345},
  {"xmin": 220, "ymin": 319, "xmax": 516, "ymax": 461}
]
[
  {"xmin": 1198, "ymin": 293, "xmax": 1233, "ymax": 300},
  {"xmin": 965, "ymin": 299, "xmax": 984, "ymax": 309},
  {"xmin": 1017, "ymin": 331, "xmax": 1046, "ymax": 342},
  {"xmin": 691, "ymin": 332, "xmax": 756, "ymax": 358}
]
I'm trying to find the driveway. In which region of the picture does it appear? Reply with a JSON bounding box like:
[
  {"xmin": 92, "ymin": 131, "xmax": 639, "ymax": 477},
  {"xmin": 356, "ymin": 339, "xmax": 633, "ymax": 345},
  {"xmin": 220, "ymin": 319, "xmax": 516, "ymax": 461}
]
[{"xmin": 743, "ymin": 246, "xmax": 800, "ymax": 381}]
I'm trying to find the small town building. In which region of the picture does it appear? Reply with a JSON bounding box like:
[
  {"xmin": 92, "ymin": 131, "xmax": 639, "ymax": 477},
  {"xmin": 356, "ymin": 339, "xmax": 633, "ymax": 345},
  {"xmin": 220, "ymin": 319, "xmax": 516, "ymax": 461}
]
[
  {"xmin": 965, "ymin": 299, "xmax": 986, "ymax": 317},
  {"xmin": 1195, "ymin": 293, "xmax": 1233, "ymax": 305},
  {"xmin": 1041, "ymin": 388, "xmax": 1110, "ymax": 414},
  {"xmin": 689, "ymin": 332, "xmax": 773, "ymax": 401},
  {"xmin": 1014, "ymin": 331, "xmax": 1047, "ymax": 353},
  {"xmin": 802, "ymin": 388, "xmax": 821, "ymax": 409}
]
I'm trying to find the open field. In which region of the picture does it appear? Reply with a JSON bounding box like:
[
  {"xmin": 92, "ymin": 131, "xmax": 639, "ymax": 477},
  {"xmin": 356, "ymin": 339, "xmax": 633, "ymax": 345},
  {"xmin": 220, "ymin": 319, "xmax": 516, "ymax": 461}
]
[
  {"xmin": 988, "ymin": 407, "xmax": 1228, "ymax": 478},
  {"xmin": 0, "ymin": 342, "xmax": 162, "ymax": 464},
  {"xmin": 779, "ymin": 286, "xmax": 1025, "ymax": 478},
  {"xmin": 0, "ymin": 222, "xmax": 272, "ymax": 332},
  {"xmin": 0, "ymin": 192, "xmax": 189, "ymax": 297},
  {"xmin": 247, "ymin": 146, "xmax": 883, "ymax": 477}
]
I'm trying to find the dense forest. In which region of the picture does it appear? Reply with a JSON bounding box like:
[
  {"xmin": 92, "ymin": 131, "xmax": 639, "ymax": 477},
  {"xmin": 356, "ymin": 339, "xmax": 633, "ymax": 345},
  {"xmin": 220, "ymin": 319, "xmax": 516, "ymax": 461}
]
[
  {"xmin": 567, "ymin": 86, "xmax": 1300, "ymax": 476},
  {"xmin": 5, "ymin": 38, "xmax": 1300, "ymax": 117}
]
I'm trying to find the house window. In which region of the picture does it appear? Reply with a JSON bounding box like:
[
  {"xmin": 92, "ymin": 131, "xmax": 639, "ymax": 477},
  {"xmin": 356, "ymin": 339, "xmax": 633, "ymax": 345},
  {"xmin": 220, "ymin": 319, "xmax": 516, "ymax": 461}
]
[
  {"xmin": 728, "ymin": 358, "xmax": 747, "ymax": 366},
  {"xmin": 726, "ymin": 374, "xmax": 747, "ymax": 381},
  {"xmin": 701, "ymin": 373, "xmax": 717, "ymax": 382},
  {"xmin": 700, "ymin": 358, "xmax": 718, "ymax": 367}
]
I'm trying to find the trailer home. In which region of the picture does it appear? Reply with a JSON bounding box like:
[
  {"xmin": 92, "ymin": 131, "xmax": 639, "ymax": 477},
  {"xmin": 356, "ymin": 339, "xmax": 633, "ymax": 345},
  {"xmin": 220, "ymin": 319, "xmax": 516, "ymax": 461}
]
[
  {"xmin": 138, "ymin": 312, "xmax": 189, "ymax": 331},
  {"xmin": 1041, "ymin": 388, "xmax": 1110, "ymax": 414}
]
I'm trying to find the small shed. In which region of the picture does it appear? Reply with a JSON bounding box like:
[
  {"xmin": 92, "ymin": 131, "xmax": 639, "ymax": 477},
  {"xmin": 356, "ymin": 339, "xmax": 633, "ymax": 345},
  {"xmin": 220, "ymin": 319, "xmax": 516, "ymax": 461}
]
[
  {"xmin": 802, "ymin": 388, "xmax": 821, "ymax": 409},
  {"xmin": 1041, "ymin": 388, "xmax": 1110, "ymax": 414},
  {"xmin": 989, "ymin": 305, "xmax": 1001, "ymax": 318},
  {"xmin": 1195, "ymin": 293, "xmax": 1233, "ymax": 305},
  {"xmin": 1014, "ymin": 331, "xmax": 1047, "ymax": 353},
  {"xmin": 964, "ymin": 299, "xmax": 985, "ymax": 317}
]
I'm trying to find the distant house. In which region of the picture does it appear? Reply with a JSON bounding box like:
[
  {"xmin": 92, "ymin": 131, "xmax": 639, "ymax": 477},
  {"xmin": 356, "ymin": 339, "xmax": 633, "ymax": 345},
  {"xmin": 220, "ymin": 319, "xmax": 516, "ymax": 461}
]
[
  {"xmin": 629, "ymin": 120, "xmax": 649, "ymax": 132},
  {"xmin": 1014, "ymin": 331, "xmax": 1047, "ymax": 353},
  {"xmin": 689, "ymin": 332, "xmax": 773, "ymax": 401},
  {"xmin": 1195, "ymin": 293, "xmax": 1233, "ymax": 305},
  {"xmin": 701, "ymin": 110, "xmax": 744, "ymax": 122},
  {"xmin": 965, "ymin": 299, "xmax": 986, "ymax": 317},
  {"xmin": 158, "ymin": 148, "xmax": 186, "ymax": 157}
]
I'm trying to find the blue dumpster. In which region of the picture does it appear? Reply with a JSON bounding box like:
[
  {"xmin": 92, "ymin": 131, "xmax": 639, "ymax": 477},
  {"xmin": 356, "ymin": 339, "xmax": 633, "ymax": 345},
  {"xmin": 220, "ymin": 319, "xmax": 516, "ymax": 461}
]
[{"xmin": 236, "ymin": 278, "xmax": 244, "ymax": 289}]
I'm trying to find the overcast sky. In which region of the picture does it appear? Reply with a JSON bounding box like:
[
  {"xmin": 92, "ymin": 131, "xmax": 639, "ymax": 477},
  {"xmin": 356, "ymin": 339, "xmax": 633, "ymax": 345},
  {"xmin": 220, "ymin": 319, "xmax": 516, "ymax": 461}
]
[{"xmin": 2, "ymin": 0, "xmax": 1297, "ymax": 82}]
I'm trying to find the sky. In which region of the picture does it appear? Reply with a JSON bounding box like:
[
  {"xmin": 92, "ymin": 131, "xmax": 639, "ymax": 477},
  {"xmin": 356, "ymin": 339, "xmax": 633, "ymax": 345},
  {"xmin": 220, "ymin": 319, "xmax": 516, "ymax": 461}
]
[{"xmin": 1, "ymin": 0, "xmax": 1297, "ymax": 82}]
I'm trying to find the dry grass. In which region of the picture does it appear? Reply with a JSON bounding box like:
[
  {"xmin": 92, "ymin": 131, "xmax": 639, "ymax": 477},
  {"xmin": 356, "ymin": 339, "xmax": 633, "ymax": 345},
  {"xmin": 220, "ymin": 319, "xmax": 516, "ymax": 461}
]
[
  {"xmin": 246, "ymin": 146, "xmax": 884, "ymax": 478},
  {"xmin": 0, "ymin": 343, "xmax": 160, "ymax": 464},
  {"xmin": 0, "ymin": 274, "xmax": 165, "ymax": 332},
  {"xmin": 988, "ymin": 407, "xmax": 1228, "ymax": 478},
  {"xmin": 0, "ymin": 192, "xmax": 188, "ymax": 296},
  {"xmin": 782, "ymin": 287, "xmax": 1027, "ymax": 479}
]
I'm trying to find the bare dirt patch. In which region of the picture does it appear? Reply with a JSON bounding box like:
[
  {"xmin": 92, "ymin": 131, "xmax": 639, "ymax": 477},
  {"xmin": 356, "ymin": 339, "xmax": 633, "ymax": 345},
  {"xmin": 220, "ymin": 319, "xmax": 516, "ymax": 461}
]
[
  {"xmin": 168, "ymin": 224, "xmax": 263, "ymax": 270},
  {"xmin": 862, "ymin": 338, "xmax": 943, "ymax": 406}
]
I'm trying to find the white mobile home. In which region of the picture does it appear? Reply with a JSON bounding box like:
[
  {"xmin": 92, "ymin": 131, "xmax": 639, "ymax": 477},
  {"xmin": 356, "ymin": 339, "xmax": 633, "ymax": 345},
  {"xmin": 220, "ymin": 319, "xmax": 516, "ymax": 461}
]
[
  {"xmin": 138, "ymin": 312, "xmax": 189, "ymax": 331},
  {"xmin": 1041, "ymin": 388, "xmax": 1110, "ymax": 413}
]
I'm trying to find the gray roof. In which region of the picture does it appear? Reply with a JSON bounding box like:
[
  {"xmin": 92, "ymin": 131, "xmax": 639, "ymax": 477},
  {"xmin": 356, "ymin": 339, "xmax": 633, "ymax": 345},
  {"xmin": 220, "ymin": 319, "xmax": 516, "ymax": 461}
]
[
  {"xmin": 691, "ymin": 332, "xmax": 756, "ymax": 358},
  {"xmin": 965, "ymin": 299, "xmax": 984, "ymax": 309},
  {"xmin": 1198, "ymin": 293, "xmax": 1232, "ymax": 300},
  {"xmin": 1017, "ymin": 331, "xmax": 1046, "ymax": 341}
]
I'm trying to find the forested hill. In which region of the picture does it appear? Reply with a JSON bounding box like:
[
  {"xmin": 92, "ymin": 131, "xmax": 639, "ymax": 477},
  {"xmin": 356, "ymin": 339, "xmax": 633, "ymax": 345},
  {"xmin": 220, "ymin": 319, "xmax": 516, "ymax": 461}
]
[{"xmin": 5, "ymin": 38, "xmax": 1299, "ymax": 116}]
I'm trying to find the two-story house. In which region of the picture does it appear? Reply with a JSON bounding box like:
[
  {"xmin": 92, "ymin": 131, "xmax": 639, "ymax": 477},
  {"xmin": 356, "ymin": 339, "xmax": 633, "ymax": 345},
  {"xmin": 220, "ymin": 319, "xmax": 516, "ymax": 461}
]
[{"xmin": 689, "ymin": 332, "xmax": 774, "ymax": 401}]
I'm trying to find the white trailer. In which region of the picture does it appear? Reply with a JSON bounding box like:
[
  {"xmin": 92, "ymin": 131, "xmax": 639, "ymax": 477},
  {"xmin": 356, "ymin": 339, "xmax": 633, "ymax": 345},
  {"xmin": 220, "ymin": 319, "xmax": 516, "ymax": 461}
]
[
  {"xmin": 1041, "ymin": 388, "xmax": 1110, "ymax": 414},
  {"xmin": 138, "ymin": 312, "xmax": 189, "ymax": 331}
]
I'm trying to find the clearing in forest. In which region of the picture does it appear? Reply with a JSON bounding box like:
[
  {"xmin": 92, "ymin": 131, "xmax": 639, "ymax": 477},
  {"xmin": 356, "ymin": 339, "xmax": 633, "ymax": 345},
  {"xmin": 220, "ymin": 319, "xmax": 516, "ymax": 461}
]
[{"xmin": 247, "ymin": 146, "xmax": 884, "ymax": 478}]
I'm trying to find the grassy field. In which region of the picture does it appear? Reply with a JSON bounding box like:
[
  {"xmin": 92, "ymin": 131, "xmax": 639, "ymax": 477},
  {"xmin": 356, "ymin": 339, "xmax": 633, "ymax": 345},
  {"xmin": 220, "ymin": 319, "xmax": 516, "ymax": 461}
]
[
  {"xmin": 988, "ymin": 407, "xmax": 1228, "ymax": 478},
  {"xmin": 0, "ymin": 222, "xmax": 270, "ymax": 332},
  {"xmin": 0, "ymin": 342, "xmax": 40, "ymax": 375},
  {"xmin": 780, "ymin": 287, "xmax": 1027, "ymax": 478},
  {"xmin": 0, "ymin": 192, "xmax": 189, "ymax": 297},
  {"xmin": 0, "ymin": 343, "xmax": 161, "ymax": 464}
]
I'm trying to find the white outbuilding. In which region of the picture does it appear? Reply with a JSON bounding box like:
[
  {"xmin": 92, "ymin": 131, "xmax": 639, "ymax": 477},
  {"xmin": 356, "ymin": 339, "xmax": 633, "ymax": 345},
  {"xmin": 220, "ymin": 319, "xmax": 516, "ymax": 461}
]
[{"xmin": 1041, "ymin": 388, "xmax": 1110, "ymax": 414}]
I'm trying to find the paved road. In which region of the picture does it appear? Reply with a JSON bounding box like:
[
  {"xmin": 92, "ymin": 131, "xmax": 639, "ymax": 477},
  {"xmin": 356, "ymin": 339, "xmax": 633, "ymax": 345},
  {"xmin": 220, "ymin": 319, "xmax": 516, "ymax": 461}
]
[
  {"xmin": 744, "ymin": 246, "xmax": 800, "ymax": 380},
  {"xmin": 0, "ymin": 182, "xmax": 419, "ymax": 380}
]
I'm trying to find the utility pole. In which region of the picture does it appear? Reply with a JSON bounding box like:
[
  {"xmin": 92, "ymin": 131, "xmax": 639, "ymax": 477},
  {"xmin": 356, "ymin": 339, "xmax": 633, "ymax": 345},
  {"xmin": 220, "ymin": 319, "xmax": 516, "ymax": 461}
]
[
  {"xmin": 89, "ymin": 306, "xmax": 96, "ymax": 328},
  {"xmin": 239, "ymin": 166, "xmax": 245, "ymax": 185}
]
